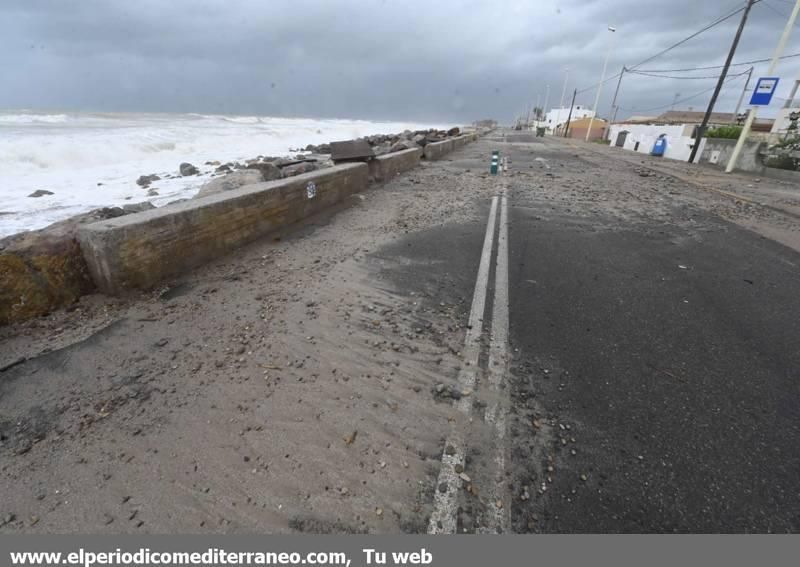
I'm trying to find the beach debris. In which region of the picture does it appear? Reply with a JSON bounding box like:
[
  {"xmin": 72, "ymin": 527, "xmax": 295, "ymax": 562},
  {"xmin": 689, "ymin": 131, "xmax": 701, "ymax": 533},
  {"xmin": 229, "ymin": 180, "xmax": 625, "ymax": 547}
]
[{"xmin": 28, "ymin": 190, "xmax": 54, "ymax": 198}]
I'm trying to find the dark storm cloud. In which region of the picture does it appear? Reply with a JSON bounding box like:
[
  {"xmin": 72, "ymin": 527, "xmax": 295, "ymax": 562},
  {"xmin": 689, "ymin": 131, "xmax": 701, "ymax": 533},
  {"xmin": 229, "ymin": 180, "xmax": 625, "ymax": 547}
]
[{"xmin": 1, "ymin": 0, "xmax": 798, "ymax": 121}]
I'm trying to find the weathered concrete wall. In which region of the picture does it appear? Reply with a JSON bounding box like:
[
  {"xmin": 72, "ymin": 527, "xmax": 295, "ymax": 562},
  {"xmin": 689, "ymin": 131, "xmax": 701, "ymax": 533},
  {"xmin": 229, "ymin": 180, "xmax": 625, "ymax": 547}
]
[
  {"xmin": 0, "ymin": 235, "xmax": 93, "ymax": 325},
  {"xmin": 78, "ymin": 164, "xmax": 368, "ymax": 294},
  {"xmin": 699, "ymin": 138, "xmax": 765, "ymax": 172},
  {"xmin": 2, "ymin": 131, "xmax": 480, "ymax": 322},
  {"xmin": 0, "ymin": 206, "xmax": 154, "ymax": 324},
  {"xmin": 424, "ymin": 139, "xmax": 455, "ymax": 160},
  {"xmin": 424, "ymin": 134, "xmax": 475, "ymax": 160},
  {"xmin": 451, "ymin": 135, "xmax": 470, "ymax": 149},
  {"xmin": 368, "ymin": 148, "xmax": 422, "ymax": 183}
]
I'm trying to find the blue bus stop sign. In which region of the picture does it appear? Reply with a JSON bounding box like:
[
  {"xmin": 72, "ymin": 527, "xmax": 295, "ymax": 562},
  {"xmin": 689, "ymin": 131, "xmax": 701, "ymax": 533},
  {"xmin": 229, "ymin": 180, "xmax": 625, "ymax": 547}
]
[{"xmin": 750, "ymin": 77, "xmax": 780, "ymax": 106}]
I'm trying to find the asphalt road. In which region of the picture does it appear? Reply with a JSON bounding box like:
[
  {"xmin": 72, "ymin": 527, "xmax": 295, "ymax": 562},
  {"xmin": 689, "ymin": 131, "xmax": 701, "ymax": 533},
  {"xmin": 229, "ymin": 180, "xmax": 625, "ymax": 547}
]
[
  {"xmin": 500, "ymin": 132, "xmax": 800, "ymax": 532},
  {"xmin": 378, "ymin": 130, "xmax": 800, "ymax": 533}
]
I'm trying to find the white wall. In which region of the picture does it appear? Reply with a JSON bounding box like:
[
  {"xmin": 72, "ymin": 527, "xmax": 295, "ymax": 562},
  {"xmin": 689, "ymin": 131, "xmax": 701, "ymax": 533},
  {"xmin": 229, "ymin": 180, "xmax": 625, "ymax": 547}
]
[
  {"xmin": 608, "ymin": 123, "xmax": 704, "ymax": 163},
  {"xmin": 546, "ymin": 106, "xmax": 594, "ymax": 130}
]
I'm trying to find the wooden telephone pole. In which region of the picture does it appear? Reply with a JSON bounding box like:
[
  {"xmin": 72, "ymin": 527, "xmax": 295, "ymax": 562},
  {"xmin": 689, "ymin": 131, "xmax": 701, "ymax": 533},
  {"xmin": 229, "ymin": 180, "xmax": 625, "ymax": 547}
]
[{"xmin": 687, "ymin": 0, "xmax": 756, "ymax": 163}]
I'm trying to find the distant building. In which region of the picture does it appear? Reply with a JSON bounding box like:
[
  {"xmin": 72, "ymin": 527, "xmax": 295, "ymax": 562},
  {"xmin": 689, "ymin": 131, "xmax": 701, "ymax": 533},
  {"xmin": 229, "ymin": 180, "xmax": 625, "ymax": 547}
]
[
  {"xmin": 770, "ymin": 79, "xmax": 800, "ymax": 137},
  {"xmin": 560, "ymin": 117, "xmax": 608, "ymax": 140},
  {"xmin": 656, "ymin": 110, "xmax": 773, "ymax": 133},
  {"xmin": 545, "ymin": 106, "xmax": 595, "ymax": 133}
]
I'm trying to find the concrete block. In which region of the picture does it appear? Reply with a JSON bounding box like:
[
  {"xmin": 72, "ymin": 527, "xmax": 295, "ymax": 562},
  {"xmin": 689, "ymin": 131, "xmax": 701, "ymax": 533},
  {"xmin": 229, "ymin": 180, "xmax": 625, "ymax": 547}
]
[
  {"xmin": 78, "ymin": 163, "xmax": 368, "ymax": 294},
  {"xmin": 0, "ymin": 206, "xmax": 145, "ymax": 325},
  {"xmin": 368, "ymin": 148, "xmax": 422, "ymax": 183},
  {"xmin": 424, "ymin": 139, "xmax": 456, "ymax": 160},
  {"xmin": 452, "ymin": 135, "xmax": 471, "ymax": 149},
  {"xmin": 0, "ymin": 236, "xmax": 93, "ymax": 325}
]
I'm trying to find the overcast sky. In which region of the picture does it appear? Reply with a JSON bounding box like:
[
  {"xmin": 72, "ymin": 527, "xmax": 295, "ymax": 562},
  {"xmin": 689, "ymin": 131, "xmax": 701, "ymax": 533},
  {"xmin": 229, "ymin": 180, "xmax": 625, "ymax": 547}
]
[{"xmin": 2, "ymin": 0, "xmax": 799, "ymax": 123}]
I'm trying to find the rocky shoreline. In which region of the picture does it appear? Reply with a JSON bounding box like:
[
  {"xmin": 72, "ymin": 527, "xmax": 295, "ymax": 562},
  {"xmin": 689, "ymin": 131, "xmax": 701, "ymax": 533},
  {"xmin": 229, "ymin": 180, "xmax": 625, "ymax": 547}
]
[
  {"xmin": 123, "ymin": 127, "xmax": 462, "ymax": 202},
  {"xmin": 0, "ymin": 127, "xmax": 468, "ymax": 324}
]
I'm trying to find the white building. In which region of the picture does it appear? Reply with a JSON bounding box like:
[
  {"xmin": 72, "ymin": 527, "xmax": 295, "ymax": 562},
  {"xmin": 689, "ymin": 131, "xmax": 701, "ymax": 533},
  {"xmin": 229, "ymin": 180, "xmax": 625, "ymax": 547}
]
[
  {"xmin": 545, "ymin": 106, "xmax": 595, "ymax": 132},
  {"xmin": 769, "ymin": 79, "xmax": 800, "ymax": 138},
  {"xmin": 606, "ymin": 122, "xmax": 704, "ymax": 162}
]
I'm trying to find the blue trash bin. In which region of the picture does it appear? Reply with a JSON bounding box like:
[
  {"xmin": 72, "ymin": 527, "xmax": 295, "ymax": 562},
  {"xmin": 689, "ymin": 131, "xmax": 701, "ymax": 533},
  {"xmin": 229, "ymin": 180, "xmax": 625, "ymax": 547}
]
[{"xmin": 651, "ymin": 137, "xmax": 667, "ymax": 157}]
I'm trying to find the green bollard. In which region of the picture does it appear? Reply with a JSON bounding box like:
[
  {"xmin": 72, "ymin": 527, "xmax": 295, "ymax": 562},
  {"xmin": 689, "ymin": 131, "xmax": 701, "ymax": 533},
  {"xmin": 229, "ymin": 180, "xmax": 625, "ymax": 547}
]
[{"xmin": 490, "ymin": 151, "xmax": 499, "ymax": 175}]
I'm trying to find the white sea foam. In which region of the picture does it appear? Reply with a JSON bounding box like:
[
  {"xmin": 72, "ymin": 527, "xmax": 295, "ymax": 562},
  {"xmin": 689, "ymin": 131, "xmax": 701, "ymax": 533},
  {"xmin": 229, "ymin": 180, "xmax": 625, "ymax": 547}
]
[{"xmin": 0, "ymin": 111, "xmax": 449, "ymax": 237}]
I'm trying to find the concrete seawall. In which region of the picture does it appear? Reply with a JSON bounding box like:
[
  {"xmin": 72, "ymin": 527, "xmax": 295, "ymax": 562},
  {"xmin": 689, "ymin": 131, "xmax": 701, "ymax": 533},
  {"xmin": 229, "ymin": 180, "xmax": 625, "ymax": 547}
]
[
  {"xmin": 424, "ymin": 139, "xmax": 455, "ymax": 160},
  {"xmin": 424, "ymin": 134, "xmax": 475, "ymax": 160},
  {"xmin": 368, "ymin": 148, "xmax": 422, "ymax": 183},
  {"xmin": 78, "ymin": 164, "xmax": 368, "ymax": 294},
  {"xmin": 2, "ymin": 130, "xmax": 481, "ymax": 316}
]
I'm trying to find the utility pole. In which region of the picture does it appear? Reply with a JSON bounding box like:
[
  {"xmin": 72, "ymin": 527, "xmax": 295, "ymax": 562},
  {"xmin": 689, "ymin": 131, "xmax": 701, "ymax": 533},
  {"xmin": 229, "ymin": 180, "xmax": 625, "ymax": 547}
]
[
  {"xmin": 605, "ymin": 66, "xmax": 626, "ymax": 140},
  {"xmin": 586, "ymin": 26, "xmax": 617, "ymax": 142},
  {"xmin": 543, "ymin": 84, "xmax": 551, "ymax": 132},
  {"xmin": 687, "ymin": 0, "xmax": 755, "ymax": 163},
  {"xmin": 559, "ymin": 67, "xmax": 570, "ymax": 111},
  {"xmin": 564, "ymin": 88, "xmax": 577, "ymax": 138},
  {"xmin": 671, "ymin": 92, "xmax": 681, "ymax": 111},
  {"xmin": 727, "ymin": 0, "xmax": 800, "ymax": 172},
  {"xmin": 732, "ymin": 66, "xmax": 754, "ymax": 122}
]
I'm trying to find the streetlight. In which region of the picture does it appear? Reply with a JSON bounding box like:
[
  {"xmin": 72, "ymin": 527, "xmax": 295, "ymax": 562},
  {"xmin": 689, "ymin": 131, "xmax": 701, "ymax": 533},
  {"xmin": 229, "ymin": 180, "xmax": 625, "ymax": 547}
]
[
  {"xmin": 542, "ymin": 84, "xmax": 551, "ymax": 132},
  {"xmin": 585, "ymin": 25, "xmax": 616, "ymax": 142}
]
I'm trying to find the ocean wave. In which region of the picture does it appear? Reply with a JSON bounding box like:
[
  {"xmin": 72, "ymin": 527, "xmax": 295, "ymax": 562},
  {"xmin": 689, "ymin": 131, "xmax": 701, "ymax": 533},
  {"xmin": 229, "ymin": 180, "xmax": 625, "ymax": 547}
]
[
  {"xmin": 0, "ymin": 113, "xmax": 70, "ymax": 125},
  {"xmin": 0, "ymin": 112, "xmax": 450, "ymax": 238}
]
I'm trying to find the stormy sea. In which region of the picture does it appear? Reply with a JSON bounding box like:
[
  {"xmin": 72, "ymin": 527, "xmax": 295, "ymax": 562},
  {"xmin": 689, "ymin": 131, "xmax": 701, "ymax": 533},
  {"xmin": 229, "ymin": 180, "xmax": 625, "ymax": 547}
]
[{"xmin": 0, "ymin": 111, "xmax": 442, "ymax": 237}]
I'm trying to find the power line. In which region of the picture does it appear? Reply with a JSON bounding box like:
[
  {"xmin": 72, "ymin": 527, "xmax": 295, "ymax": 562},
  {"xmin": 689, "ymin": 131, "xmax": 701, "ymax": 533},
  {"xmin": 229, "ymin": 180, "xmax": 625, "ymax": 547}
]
[
  {"xmin": 762, "ymin": 0, "xmax": 789, "ymax": 17},
  {"xmin": 627, "ymin": 3, "xmax": 750, "ymax": 70},
  {"xmin": 576, "ymin": 2, "xmax": 751, "ymax": 95},
  {"xmin": 762, "ymin": 0, "xmax": 800, "ymax": 23},
  {"xmin": 628, "ymin": 70, "xmax": 742, "ymax": 80},
  {"xmin": 616, "ymin": 71, "xmax": 748, "ymax": 113},
  {"xmin": 576, "ymin": 71, "xmax": 624, "ymax": 95},
  {"xmin": 635, "ymin": 51, "xmax": 800, "ymax": 72}
]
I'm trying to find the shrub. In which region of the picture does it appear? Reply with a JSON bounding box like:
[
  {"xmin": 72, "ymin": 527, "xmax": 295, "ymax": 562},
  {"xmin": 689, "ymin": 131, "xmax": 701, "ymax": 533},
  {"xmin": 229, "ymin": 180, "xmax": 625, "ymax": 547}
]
[
  {"xmin": 771, "ymin": 135, "xmax": 800, "ymax": 151},
  {"xmin": 764, "ymin": 154, "xmax": 798, "ymax": 171},
  {"xmin": 704, "ymin": 125, "xmax": 743, "ymax": 139}
]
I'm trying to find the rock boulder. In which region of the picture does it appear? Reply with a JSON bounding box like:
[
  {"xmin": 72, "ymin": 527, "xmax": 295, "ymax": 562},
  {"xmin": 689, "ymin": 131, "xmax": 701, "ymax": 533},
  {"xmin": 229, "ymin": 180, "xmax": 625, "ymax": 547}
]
[
  {"xmin": 194, "ymin": 170, "xmax": 263, "ymax": 198},
  {"xmin": 28, "ymin": 190, "xmax": 54, "ymax": 198},
  {"xmin": 179, "ymin": 163, "xmax": 199, "ymax": 176},
  {"xmin": 245, "ymin": 161, "xmax": 283, "ymax": 181},
  {"xmin": 0, "ymin": 207, "xmax": 140, "ymax": 325},
  {"xmin": 136, "ymin": 174, "xmax": 161, "ymax": 187},
  {"xmin": 281, "ymin": 162, "xmax": 319, "ymax": 178}
]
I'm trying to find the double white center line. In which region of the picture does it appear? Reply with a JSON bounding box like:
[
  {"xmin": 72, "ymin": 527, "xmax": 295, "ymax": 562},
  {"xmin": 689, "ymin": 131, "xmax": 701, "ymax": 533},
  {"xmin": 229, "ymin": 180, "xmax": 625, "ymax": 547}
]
[{"xmin": 428, "ymin": 192, "xmax": 510, "ymax": 534}]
